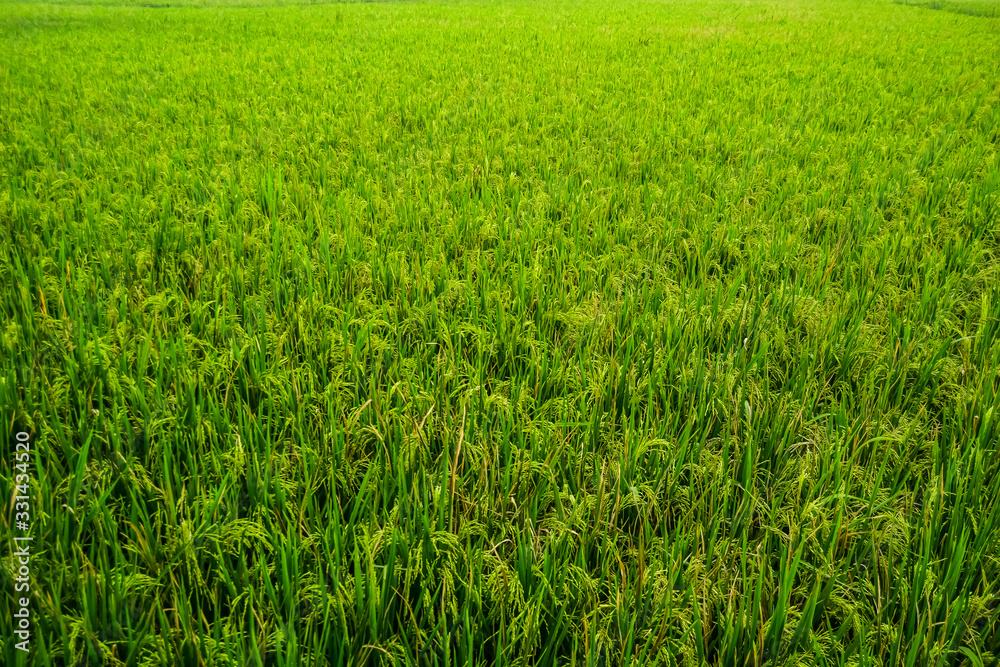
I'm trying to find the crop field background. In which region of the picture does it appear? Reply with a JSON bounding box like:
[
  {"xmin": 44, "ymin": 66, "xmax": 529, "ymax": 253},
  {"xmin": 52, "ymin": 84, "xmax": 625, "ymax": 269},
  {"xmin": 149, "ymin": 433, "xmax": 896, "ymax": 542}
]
[{"xmin": 2, "ymin": 0, "xmax": 1000, "ymax": 665}]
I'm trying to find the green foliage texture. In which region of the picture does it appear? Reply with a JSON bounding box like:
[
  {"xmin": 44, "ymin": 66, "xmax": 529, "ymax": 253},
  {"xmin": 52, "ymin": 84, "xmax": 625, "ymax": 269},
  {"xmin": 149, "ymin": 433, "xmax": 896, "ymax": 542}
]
[{"xmin": 1, "ymin": 0, "xmax": 999, "ymax": 665}]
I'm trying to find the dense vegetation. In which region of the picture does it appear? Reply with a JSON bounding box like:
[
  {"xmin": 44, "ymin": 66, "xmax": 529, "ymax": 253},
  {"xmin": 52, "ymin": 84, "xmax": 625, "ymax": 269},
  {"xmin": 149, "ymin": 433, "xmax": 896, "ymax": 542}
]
[{"xmin": 2, "ymin": 0, "xmax": 999, "ymax": 665}]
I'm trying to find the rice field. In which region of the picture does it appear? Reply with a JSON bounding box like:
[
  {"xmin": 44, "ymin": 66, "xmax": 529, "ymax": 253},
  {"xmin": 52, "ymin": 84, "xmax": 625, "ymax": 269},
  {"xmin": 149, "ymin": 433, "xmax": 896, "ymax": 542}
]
[{"xmin": 1, "ymin": 0, "xmax": 999, "ymax": 665}]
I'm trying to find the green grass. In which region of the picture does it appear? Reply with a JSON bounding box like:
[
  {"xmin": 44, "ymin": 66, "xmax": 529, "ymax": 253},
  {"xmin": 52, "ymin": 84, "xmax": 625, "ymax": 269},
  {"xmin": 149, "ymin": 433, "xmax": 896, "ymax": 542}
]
[{"xmin": 1, "ymin": 0, "xmax": 999, "ymax": 665}]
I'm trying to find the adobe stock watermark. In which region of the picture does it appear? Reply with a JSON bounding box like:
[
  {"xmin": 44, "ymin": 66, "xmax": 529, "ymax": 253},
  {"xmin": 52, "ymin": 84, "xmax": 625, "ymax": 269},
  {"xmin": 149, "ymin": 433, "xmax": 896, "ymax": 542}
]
[{"xmin": 11, "ymin": 430, "xmax": 33, "ymax": 654}]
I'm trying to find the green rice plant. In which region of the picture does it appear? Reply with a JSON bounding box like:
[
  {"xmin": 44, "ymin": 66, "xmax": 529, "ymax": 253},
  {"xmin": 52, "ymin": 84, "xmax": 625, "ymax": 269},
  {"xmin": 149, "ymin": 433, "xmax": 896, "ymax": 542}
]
[{"xmin": 1, "ymin": 0, "xmax": 999, "ymax": 665}]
